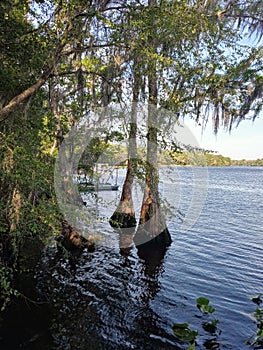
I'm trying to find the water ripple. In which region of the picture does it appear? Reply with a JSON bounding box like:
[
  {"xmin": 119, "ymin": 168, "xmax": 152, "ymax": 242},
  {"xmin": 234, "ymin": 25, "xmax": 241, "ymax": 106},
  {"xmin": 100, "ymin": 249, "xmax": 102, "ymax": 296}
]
[{"xmin": 34, "ymin": 167, "xmax": 263, "ymax": 350}]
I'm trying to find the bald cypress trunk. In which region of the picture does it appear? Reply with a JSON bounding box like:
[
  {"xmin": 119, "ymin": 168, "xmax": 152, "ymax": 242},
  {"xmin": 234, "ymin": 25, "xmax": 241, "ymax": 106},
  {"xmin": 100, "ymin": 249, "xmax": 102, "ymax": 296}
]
[
  {"xmin": 134, "ymin": 107, "xmax": 171, "ymax": 246},
  {"xmin": 134, "ymin": 0, "xmax": 171, "ymax": 247},
  {"xmin": 109, "ymin": 156, "xmax": 137, "ymax": 228},
  {"xmin": 109, "ymin": 61, "xmax": 139, "ymax": 229}
]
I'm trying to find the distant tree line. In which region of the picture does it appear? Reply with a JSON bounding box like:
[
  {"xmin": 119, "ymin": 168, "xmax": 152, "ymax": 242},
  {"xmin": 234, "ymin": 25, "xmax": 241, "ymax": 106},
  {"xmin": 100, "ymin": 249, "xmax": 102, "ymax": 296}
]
[{"xmin": 84, "ymin": 143, "xmax": 263, "ymax": 167}]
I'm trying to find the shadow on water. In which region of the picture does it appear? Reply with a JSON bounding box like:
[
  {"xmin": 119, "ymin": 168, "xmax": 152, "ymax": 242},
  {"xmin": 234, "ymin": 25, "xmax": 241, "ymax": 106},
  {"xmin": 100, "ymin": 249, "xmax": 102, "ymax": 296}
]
[
  {"xmin": 0, "ymin": 237, "xmax": 53, "ymax": 350},
  {"xmin": 136, "ymin": 230, "xmax": 172, "ymax": 278},
  {"xmin": 0, "ymin": 229, "xmax": 182, "ymax": 350},
  {"xmin": 0, "ymin": 279, "xmax": 53, "ymax": 350},
  {"xmin": 114, "ymin": 227, "xmax": 179, "ymax": 349}
]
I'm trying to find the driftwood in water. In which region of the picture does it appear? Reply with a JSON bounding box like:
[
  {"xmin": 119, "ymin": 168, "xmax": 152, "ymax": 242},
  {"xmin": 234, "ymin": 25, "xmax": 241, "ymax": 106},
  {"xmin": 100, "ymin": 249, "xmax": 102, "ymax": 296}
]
[{"xmin": 58, "ymin": 220, "xmax": 95, "ymax": 252}]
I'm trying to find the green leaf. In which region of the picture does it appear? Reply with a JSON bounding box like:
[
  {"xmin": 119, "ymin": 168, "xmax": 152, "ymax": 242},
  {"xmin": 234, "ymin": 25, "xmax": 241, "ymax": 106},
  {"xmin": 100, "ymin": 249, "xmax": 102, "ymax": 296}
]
[
  {"xmin": 202, "ymin": 320, "xmax": 219, "ymax": 333},
  {"xmin": 196, "ymin": 297, "xmax": 209, "ymax": 307},
  {"xmin": 200, "ymin": 304, "xmax": 215, "ymax": 314},
  {"xmin": 186, "ymin": 344, "xmax": 195, "ymax": 350},
  {"xmin": 172, "ymin": 323, "xmax": 198, "ymax": 343},
  {"xmin": 254, "ymin": 307, "xmax": 263, "ymax": 322},
  {"xmin": 196, "ymin": 297, "xmax": 215, "ymax": 313}
]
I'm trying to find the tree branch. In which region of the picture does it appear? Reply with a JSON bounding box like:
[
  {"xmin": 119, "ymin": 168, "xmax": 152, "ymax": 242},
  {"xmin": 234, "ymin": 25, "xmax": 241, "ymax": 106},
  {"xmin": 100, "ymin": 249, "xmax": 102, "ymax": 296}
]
[
  {"xmin": 0, "ymin": 67, "xmax": 54, "ymax": 122},
  {"xmin": 0, "ymin": 8, "xmax": 77, "ymax": 122},
  {"xmin": 61, "ymin": 42, "xmax": 127, "ymax": 56},
  {"xmin": 216, "ymin": 0, "xmax": 235, "ymax": 18}
]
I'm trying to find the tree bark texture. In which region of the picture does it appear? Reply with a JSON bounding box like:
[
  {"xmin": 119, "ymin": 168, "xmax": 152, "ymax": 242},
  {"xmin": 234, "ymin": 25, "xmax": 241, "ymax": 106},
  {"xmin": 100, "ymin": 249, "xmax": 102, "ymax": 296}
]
[
  {"xmin": 135, "ymin": 0, "xmax": 171, "ymax": 246},
  {"xmin": 109, "ymin": 58, "xmax": 140, "ymax": 229}
]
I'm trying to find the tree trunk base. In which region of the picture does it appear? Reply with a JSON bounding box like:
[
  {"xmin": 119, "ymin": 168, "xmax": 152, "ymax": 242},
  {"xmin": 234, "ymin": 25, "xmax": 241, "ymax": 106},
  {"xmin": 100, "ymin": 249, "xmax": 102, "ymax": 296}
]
[
  {"xmin": 58, "ymin": 220, "xmax": 95, "ymax": 253},
  {"xmin": 109, "ymin": 212, "xmax": 137, "ymax": 229}
]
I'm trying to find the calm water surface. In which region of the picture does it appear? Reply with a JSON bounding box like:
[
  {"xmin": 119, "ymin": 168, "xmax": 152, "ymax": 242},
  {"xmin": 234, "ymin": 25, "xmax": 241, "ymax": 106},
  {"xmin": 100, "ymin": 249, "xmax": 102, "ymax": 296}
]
[{"xmin": 5, "ymin": 167, "xmax": 263, "ymax": 349}]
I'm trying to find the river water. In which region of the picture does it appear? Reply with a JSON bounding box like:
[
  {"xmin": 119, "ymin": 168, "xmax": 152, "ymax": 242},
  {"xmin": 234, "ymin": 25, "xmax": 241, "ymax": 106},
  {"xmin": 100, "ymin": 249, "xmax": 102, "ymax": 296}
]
[{"xmin": 2, "ymin": 166, "xmax": 263, "ymax": 349}]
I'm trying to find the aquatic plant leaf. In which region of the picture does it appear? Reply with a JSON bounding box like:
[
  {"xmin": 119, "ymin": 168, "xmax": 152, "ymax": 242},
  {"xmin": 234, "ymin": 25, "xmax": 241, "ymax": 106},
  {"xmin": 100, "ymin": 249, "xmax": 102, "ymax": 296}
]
[
  {"xmin": 249, "ymin": 294, "xmax": 263, "ymax": 305},
  {"xmin": 196, "ymin": 297, "xmax": 210, "ymax": 306},
  {"xmin": 202, "ymin": 320, "xmax": 219, "ymax": 333},
  {"xmin": 172, "ymin": 323, "xmax": 198, "ymax": 343},
  {"xmin": 256, "ymin": 329, "xmax": 263, "ymax": 339},
  {"xmin": 247, "ymin": 329, "xmax": 263, "ymax": 346},
  {"xmin": 196, "ymin": 297, "xmax": 215, "ymax": 313},
  {"xmin": 200, "ymin": 304, "xmax": 215, "ymax": 314},
  {"xmin": 203, "ymin": 338, "xmax": 220, "ymax": 349},
  {"xmin": 186, "ymin": 344, "xmax": 195, "ymax": 350},
  {"xmin": 254, "ymin": 307, "xmax": 263, "ymax": 322}
]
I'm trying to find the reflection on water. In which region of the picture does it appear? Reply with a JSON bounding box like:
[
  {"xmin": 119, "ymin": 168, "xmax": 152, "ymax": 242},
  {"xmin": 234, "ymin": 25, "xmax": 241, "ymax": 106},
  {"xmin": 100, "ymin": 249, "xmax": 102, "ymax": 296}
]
[
  {"xmin": 0, "ymin": 167, "xmax": 262, "ymax": 349},
  {"xmin": 32, "ymin": 238, "xmax": 181, "ymax": 350}
]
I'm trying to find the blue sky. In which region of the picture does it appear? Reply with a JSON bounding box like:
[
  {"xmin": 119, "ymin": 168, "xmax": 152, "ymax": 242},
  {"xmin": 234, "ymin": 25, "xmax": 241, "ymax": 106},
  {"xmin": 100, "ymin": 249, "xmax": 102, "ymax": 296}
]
[{"xmin": 186, "ymin": 116, "xmax": 263, "ymax": 160}]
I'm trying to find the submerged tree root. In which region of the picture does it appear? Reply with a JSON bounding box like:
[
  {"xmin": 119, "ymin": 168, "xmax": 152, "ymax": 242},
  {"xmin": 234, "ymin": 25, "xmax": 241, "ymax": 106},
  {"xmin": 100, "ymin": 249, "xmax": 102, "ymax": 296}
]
[{"xmin": 57, "ymin": 220, "xmax": 95, "ymax": 253}]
